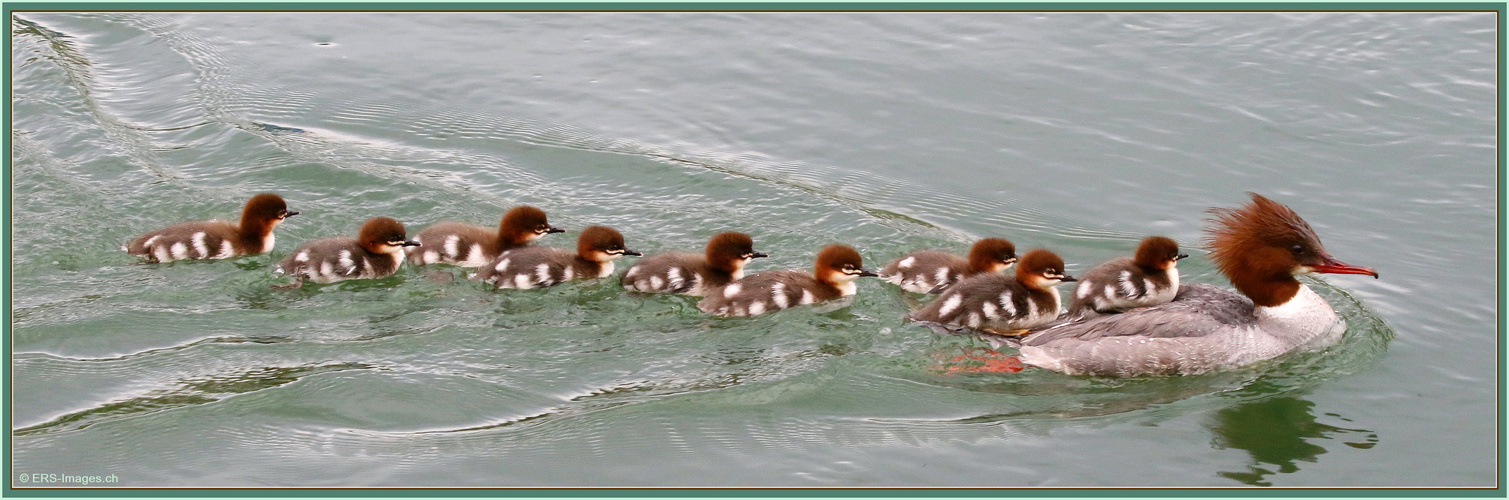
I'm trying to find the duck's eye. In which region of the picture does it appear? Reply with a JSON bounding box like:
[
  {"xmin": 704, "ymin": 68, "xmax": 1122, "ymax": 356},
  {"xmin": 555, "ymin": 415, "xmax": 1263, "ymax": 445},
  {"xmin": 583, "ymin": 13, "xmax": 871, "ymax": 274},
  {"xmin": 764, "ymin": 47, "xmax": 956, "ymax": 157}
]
[{"xmin": 1290, "ymin": 244, "xmax": 1305, "ymax": 255}]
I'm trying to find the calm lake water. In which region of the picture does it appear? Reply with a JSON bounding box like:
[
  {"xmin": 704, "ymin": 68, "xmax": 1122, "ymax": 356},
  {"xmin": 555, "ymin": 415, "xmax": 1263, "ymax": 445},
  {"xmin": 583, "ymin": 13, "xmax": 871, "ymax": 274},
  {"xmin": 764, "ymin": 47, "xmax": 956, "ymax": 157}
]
[{"xmin": 9, "ymin": 11, "xmax": 1498, "ymax": 488}]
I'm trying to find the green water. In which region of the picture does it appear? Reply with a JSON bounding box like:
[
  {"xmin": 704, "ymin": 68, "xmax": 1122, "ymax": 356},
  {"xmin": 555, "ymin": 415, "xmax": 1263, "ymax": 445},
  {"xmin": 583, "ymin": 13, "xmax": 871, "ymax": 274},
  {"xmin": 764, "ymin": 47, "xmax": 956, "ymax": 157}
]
[{"xmin": 9, "ymin": 12, "xmax": 1497, "ymax": 487}]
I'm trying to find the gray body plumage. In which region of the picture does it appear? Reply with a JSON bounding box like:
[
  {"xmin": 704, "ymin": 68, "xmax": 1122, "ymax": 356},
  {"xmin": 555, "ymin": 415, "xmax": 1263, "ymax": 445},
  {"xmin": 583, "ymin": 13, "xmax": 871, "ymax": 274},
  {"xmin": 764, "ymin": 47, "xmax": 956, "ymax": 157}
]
[{"xmin": 1011, "ymin": 283, "xmax": 1345, "ymax": 377}]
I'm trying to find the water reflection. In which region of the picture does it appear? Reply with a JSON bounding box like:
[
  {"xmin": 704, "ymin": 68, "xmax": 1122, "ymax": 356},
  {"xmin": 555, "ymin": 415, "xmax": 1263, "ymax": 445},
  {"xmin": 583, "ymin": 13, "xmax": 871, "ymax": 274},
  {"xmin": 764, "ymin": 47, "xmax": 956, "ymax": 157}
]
[{"xmin": 1210, "ymin": 395, "xmax": 1378, "ymax": 486}]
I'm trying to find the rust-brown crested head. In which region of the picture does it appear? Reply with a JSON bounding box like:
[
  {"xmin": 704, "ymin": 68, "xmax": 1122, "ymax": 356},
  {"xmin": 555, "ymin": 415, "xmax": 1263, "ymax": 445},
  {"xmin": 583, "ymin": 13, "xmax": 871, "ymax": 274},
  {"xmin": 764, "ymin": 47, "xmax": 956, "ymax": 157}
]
[
  {"xmin": 814, "ymin": 244, "xmax": 878, "ymax": 282},
  {"xmin": 1015, "ymin": 248, "xmax": 1076, "ymax": 290},
  {"xmin": 1133, "ymin": 236, "xmax": 1186, "ymax": 271},
  {"xmin": 577, "ymin": 225, "xmax": 640, "ymax": 262},
  {"xmin": 359, "ymin": 217, "xmax": 419, "ymax": 254},
  {"xmin": 500, "ymin": 205, "xmax": 563, "ymax": 243},
  {"xmin": 967, "ymin": 237, "xmax": 1018, "ymax": 274},
  {"xmin": 1204, "ymin": 193, "xmax": 1376, "ymax": 306},
  {"xmin": 241, "ymin": 193, "xmax": 297, "ymax": 227},
  {"xmin": 706, "ymin": 232, "xmax": 767, "ymax": 271}
]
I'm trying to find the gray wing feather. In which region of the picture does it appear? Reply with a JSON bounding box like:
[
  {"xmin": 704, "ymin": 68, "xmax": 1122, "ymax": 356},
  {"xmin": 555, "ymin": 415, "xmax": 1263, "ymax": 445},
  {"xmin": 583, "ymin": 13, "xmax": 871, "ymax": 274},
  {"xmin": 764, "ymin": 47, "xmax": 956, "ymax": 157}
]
[{"xmin": 1020, "ymin": 284, "xmax": 1255, "ymax": 346}]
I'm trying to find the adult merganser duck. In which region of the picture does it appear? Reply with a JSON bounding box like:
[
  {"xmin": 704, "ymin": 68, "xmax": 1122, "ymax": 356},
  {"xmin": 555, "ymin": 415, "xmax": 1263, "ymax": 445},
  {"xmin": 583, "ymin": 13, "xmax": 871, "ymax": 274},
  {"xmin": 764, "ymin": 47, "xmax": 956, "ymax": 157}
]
[
  {"xmin": 1009, "ymin": 193, "xmax": 1378, "ymax": 377},
  {"xmin": 473, "ymin": 225, "xmax": 640, "ymax": 289},
  {"xmin": 879, "ymin": 237, "xmax": 1018, "ymax": 294},
  {"xmin": 1067, "ymin": 236, "xmax": 1187, "ymax": 317},
  {"xmin": 620, "ymin": 232, "xmax": 768, "ymax": 296},
  {"xmin": 124, "ymin": 193, "xmax": 298, "ymax": 262},
  {"xmin": 409, "ymin": 205, "xmax": 565, "ymax": 267},
  {"xmin": 697, "ymin": 244, "xmax": 877, "ymax": 317}
]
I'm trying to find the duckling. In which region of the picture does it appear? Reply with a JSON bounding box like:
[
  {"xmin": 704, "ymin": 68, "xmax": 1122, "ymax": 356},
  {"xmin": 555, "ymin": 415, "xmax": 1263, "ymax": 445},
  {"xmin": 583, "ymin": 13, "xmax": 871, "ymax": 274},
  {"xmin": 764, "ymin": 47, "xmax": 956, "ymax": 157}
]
[
  {"xmin": 474, "ymin": 225, "xmax": 640, "ymax": 289},
  {"xmin": 409, "ymin": 205, "xmax": 564, "ymax": 267},
  {"xmin": 125, "ymin": 193, "xmax": 298, "ymax": 262},
  {"xmin": 910, "ymin": 249, "xmax": 1076, "ymax": 336},
  {"xmin": 621, "ymin": 232, "xmax": 768, "ymax": 296},
  {"xmin": 1067, "ymin": 236, "xmax": 1187, "ymax": 316},
  {"xmin": 879, "ymin": 237, "xmax": 1017, "ymax": 293},
  {"xmin": 274, "ymin": 217, "xmax": 419, "ymax": 286},
  {"xmin": 698, "ymin": 244, "xmax": 877, "ymax": 317}
]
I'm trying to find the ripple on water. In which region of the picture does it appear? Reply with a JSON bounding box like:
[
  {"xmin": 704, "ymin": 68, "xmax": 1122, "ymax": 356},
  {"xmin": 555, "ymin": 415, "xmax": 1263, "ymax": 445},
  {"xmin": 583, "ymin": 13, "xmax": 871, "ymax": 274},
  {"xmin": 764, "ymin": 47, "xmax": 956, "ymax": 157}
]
[{"xmin": 10, "ymin": 11, "xmax": 1451, "ymax": 487}]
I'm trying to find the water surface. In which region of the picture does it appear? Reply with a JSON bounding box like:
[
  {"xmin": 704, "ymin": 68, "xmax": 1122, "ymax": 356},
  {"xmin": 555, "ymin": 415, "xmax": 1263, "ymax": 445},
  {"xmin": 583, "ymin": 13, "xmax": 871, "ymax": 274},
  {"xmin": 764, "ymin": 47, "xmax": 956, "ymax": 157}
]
[{"xmin": 8, "ymin": 11, "xmax": 1497, "ymax": 487}]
